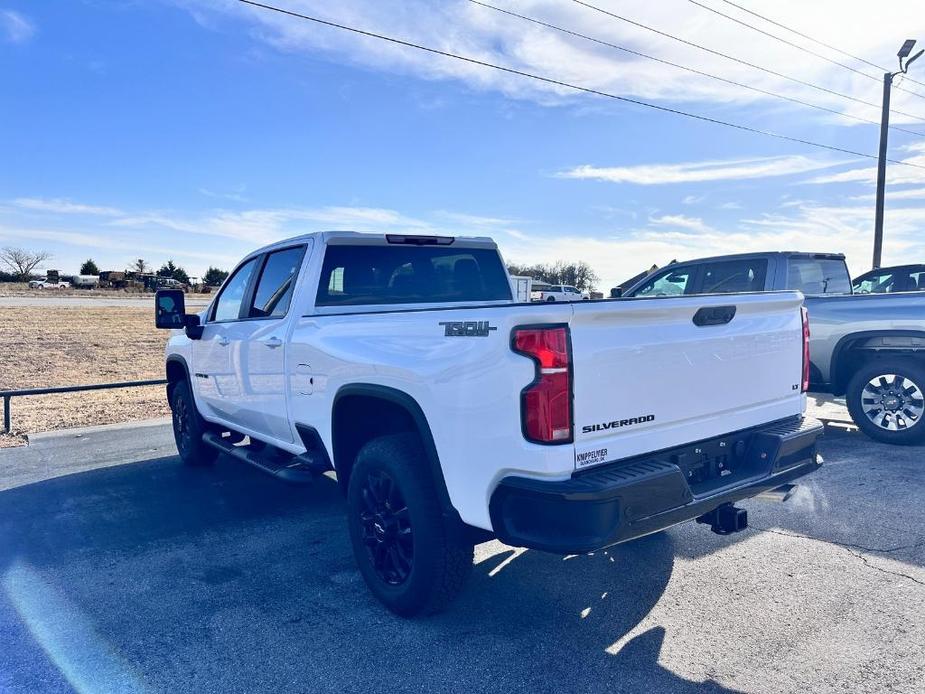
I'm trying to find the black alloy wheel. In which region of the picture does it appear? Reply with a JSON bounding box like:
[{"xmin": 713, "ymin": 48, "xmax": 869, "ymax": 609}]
[{"xmin": 358, "ymin": 469, "xmax": 414, "ymax": 585}]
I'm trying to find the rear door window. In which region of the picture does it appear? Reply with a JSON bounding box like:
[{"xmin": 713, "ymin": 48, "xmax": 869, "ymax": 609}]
[
  {"xmin": 787, "ymin": 258, "xmax": 852, "ymax": 294},
  {"xmin": 316, "ymin": 245, "xmax": 512, "ymax": 306},
  {"xmin": 700, "ymin": 259, "xmax": 768, "ymax": 294},
  {"xmin": 249, "ymin": 246, "xmax": 306, "ymax": 318}
]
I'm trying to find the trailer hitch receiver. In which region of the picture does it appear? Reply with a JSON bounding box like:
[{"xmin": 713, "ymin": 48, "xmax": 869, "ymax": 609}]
[{"xmin": 697, "ymin": 503, "xmax": 748, "ymax": 535}]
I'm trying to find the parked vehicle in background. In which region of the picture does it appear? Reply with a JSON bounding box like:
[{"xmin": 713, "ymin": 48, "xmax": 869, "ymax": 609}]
[
  {"xmin": 623, "ymin": 251, "xmax": 925, "ymax": 445},
  {"xmin": 28, "ymin": 269, "xmax": 70, "ymax": 289},
  {"xmin": 509, "ymin": 275, "xmax": 532, "ymax": 303},
  {"xmin": 98, "ymin": 270, "xmax": 128, "ymax": 289},
  {"xmin": 531, "ymin": 283, "xmax": 589, "ymax": 302},
  {"xmin": 71, "ymin": 274, "xmax": 100, "ymax": 289},
  {"xmin": 28, "ymin": 278, "xmax": 70, "ymax": 289},
  {"xmin": 156, "ymin": 277, "xmax": 187, "ymax": 291},
  {"xmin": 852, "ymin": 264, "xmax": 925, "ymax": 294},
  {"xmin": 154, "ymin": 231, "xmax": 822, "ymax": 615}
]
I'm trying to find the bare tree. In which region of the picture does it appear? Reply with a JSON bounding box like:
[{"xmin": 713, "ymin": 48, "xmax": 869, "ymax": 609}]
[
  {"xmin": 506, "ymin": 260, "xmax": 600, "ymax": 292},
  {"xmin": 131, "ymin": 258, "xmax": 148, "ymax": 274},
  {"xmin": 0, "ymin": 247, "xmax": 51, "ymax": 281}
]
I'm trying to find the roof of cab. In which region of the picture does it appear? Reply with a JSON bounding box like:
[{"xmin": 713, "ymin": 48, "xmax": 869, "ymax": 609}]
[
  {"xmin": 667, "ymin": 250, "xmax": 846, "ymax": 266},
  {"xmin": 243, "ymin": 230, "xmax": 498, "ymax": 259}
]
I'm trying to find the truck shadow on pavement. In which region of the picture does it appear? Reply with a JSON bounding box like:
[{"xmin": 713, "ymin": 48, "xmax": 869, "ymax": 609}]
[{"xmin": 0, "ymin": 455, "xmax": 745, "ymax": 693}]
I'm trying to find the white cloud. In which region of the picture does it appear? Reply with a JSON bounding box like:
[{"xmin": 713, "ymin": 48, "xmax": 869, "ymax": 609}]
[
  {"xmin": 0, "ymin": 10, "xmax": 34, "ymax": 44},
  {"xmin": 11, "ymin": 198, "xmax": 122, "ymax": 216},
  {"xmin": 501, "ymin": 199, "xmax": 925, "ymax": 290},
  {"xmin": 181, "ymin": 0, "xmax": 925, "ymax": 126},
  {"xmin": 649, "ymin": 214, "xmax": 715, "ymax": 234},
  {"xmin": 851, "ymin": 187, "xmax": 925, "ymax": 202},
  {"xmin": 6, "ymin": 194, "xmax": 925, "ymax": 293},
  {"xmin": 1, "ymin": 197, "xmax": 523, "ymax": 271},
  {"xmin": 557, "ymin": 155, "xmax": 848, "ymax": 185},
  {"xmin": 198, "ymin": 186, "xmax": 249, "ymax": 202},
  {"xmin": 806, "ymin": 150, "xmax": 925, "ymax": 186}
]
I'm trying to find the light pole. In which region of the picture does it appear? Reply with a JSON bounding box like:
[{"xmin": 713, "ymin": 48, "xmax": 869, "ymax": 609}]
[{"xmin": 872, "ymin": 39, "xmax": 923, "ymax": 269}]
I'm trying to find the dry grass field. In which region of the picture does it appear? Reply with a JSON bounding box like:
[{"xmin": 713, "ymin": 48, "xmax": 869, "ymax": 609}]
[{"xmin": 0, "ymin": 305, "xmax": 171, "ymax": 446}]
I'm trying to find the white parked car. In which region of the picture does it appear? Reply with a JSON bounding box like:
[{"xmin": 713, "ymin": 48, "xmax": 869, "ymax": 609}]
[
  {"xmin": 154, "ymin": 231, "xmax": 822, "ymax": 616},
  {"xmin": 29, "ymin": 279, "xmax": 70, "ymax": 289},
  {"xmin": 531, "ymin": 283, "xmax": 589, "ymax": 302}
]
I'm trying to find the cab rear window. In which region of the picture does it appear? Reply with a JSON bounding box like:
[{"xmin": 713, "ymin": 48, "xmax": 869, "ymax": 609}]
[
  {"xmin": 316, "ymin": 245, "xmax": 513, "ymax": 306},
  {"xmin": 787, "ymin": 258, "xmax": 851, "ymax": 295}
]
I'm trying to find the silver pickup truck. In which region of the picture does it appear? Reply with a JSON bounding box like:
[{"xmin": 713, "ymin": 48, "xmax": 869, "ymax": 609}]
[{"xmin": 621, "ymin": 252, "xmax": 925, "ymax": 445}]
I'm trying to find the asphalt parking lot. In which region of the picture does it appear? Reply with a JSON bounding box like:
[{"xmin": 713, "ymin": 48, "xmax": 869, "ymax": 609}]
[{"xmin": 0, "ymin": 402, "xmax": 922, "ymax": 694}]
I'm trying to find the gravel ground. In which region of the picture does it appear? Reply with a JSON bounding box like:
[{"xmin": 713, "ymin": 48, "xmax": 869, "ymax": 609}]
[
  {"xmin": 0, "ymin": 305, "xmax": 172, "ymax": 448},
  {"xmin": 0, "ymin": 400, "xmax": 921, "ymax": 694}
]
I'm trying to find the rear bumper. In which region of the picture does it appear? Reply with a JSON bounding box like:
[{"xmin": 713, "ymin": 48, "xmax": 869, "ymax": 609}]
[{"xmin": 488, "ymin": 415, "xmax": 823, "ymax": 554}]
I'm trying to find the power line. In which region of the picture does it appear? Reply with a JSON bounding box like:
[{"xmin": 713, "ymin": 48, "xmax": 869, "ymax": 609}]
[
  {"xmin": 687, "ymin": 0, "xmax": 925, "ymax": 101},
  {"xmin": 234, "ymin": 0, "xmax": 925, "ymax": 172},
  {"xmin": 467, "ymin": 0, "xmax": 925, "ymax": 137},
  {"xmin": 570, "ymin": 0, "xmax": 925, "ymax": 124},
  {"xmin": 715, "ymin": 0, "xmax": 925, "ymax": 93}
]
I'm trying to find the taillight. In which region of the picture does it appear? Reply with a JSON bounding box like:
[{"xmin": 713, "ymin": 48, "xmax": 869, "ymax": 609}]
[
  {"xmin": 512, "ymin": 325, "xmax": 573, "ymax": 444},
  {"xmin": 801, "ymin": 306, "xmax": 811, "ymax": 392}
]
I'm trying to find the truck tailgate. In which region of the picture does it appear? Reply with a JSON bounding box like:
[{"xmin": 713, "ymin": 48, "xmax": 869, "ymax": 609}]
[{"xmin": 569, "ymin": 292, "xmax": 805, "ymax": 470}]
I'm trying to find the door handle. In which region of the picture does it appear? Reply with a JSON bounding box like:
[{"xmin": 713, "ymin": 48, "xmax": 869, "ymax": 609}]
[
  {"xmin": 217, "ymin": 336, "xmax": 230, "ymax": 346},
  {"xmin": 692, "ymin": 306, "xmax": 737, "ymax": 326},
  {"xmin": 264, "ymin": 337, "xmax": 283, "ymax": 349}
]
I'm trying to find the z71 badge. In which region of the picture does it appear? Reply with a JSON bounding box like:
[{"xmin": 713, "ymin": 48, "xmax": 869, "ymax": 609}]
[{"xmin": 438, "ymin": 321, "xmax": 497, "ymax": 337}]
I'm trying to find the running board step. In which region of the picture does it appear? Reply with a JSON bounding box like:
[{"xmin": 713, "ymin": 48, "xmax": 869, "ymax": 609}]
[{"xmin": 202, "ymin": 431, "xmax": 314, "ymax": 484}]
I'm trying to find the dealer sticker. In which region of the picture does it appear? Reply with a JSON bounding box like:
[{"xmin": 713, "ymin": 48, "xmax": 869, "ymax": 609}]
[{"xmin": 576, "ymin": 447, "xmax": 608, "ymax": 469}]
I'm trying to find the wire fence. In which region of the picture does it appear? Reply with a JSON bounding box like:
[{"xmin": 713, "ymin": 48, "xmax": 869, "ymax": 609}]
[{"xmin": 1, "ymin": 379, "xmax": 167, "ymax": 434}]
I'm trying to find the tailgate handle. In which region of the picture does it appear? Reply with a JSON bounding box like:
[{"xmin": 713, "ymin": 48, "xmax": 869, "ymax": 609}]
[{"xmin": 693, "ymin": 305, "xmax": 736, "ymax": 326}]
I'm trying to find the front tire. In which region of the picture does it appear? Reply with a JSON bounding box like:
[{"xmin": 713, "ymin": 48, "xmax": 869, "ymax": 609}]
[
  {"xmin": 846, "ymin": 358, "xmax": 925, "ymax": 445},
  {"xmin": 169, "ymin": 380, "xmax": 218, "ymax": 465},
  {"xmin": 346, "ymin": 434, "xmax": 473, "ymax": 617}
]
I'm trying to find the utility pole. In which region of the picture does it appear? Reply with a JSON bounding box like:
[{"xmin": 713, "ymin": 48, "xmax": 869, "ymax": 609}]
[{"xmin": 872, "ymin": 39, "xmax": 923, "ymax": 269}]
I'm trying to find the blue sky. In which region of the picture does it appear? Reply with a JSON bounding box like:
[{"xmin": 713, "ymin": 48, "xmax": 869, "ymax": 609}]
[{"xmin": 1, "ymin": 0, "xmax": 924, "ymax": 289}]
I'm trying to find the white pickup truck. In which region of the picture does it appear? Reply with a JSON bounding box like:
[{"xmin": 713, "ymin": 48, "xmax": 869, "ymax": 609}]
[
  {"xmin": 530, "ymin": 283, "xmax": 589, "ymax": 302},
  {"xmin": 155, "ymin": 231, "xmax": 823, "ymax": 615}
]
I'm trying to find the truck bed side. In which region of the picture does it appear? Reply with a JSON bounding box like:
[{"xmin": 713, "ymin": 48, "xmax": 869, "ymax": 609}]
[{"xmin": 289, "ymin": 291, "xmax": 806, "ymax": 530}]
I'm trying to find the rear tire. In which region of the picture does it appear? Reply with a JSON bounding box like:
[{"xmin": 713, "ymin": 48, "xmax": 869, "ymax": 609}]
[
  {"xmin": 846, "ymin": 357, "xmax": 925, "ymax": 445},
  {"xmin": 169, "ymin": 380, "xmax": 218, "ymax": 466},
  {"xmin": 546, "ymin": 296, "xmax": 555, "ymax": 302},
  {"xmin": 346, "ymin": 433, "xmax": 473, "ymax": 617}
]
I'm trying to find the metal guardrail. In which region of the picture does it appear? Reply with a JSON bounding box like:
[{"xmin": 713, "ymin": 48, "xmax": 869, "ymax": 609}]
[{"xmin": 1, "ymin": 379, "xmax": 167, "ymax": 434}]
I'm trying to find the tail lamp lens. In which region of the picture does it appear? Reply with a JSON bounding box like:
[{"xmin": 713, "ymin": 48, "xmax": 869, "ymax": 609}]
[
  {"xmin": 512, "ymin": 326, "xmax": 573, "ymax": 443},
  {"xmin": 801, "ymin": 306, "xmax": 811, "ymax": 393}
]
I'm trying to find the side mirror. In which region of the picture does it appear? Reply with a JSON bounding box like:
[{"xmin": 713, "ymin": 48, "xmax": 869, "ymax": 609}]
[
  {"xmin": 155, "ymin": 289, "xmax": 186, "ymax": 329},
  {"xmin": 156, "ymin": 289, "xmax": 204, "ymax": 339},
  {"xmin": 610, "ymin": 287, "xmax": 623, "ymax": 298}
]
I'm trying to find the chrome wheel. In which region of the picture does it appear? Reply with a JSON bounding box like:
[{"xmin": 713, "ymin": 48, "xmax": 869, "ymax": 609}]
[{"xmin": 860, "ymin": 374, "xmax": 924, "ymax": 431}]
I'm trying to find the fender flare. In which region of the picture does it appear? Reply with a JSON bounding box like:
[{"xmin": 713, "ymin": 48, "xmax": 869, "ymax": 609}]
[
  {"xmin": 165, "ymin": 354, "xmax": 192, "ymax": 397},
  {"xmin": 830, "ymin": 329, "xmax": 925, "ymax": 393},
  {"xmin": 332, "ymin": 383, "xmax": 458, "ymax": 522}
]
